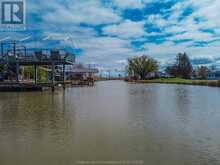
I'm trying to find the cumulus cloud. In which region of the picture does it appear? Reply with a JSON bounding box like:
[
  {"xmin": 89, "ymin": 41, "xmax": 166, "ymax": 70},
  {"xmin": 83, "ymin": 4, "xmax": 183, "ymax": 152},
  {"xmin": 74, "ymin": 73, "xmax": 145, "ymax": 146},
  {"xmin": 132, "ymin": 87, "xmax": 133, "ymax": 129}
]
[
  {"xmin": 112, "ymin": 0, "xmax": 145, "ymax": 9},
  {"xmin": 2, "ymin": 0, "xmax": 220, "ymax": 70},
  {"xmin": 103, "ymin": 20, "xmax": 146, "ymax": 39},
  {"xmin": 43, "ymin": 1, "xmax": 121, "ymax": 25}
]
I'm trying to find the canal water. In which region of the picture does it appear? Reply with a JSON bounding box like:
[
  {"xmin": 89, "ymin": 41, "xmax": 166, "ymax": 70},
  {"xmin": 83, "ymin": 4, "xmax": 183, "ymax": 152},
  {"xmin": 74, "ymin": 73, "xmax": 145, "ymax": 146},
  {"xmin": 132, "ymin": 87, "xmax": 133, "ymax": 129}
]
[{"xmin": 0, "ymin": 81, "xmax": 220, "ymax": 165}]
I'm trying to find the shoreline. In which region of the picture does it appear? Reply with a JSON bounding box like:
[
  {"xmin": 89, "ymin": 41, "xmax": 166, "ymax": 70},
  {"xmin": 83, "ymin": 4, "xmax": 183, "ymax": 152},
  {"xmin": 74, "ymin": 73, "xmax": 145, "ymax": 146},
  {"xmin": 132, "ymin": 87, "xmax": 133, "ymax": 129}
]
[{"xmin": 126, "ymin": 78, "xmax": 220, "ymax": 88}]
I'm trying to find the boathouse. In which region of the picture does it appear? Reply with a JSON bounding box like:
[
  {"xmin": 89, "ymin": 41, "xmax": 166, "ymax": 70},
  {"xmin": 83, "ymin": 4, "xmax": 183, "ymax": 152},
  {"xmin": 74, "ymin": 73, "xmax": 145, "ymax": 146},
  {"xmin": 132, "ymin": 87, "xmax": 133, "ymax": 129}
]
[{"xmin": 0, "ymin": 41, "xmax": 75, "ymax": 91}]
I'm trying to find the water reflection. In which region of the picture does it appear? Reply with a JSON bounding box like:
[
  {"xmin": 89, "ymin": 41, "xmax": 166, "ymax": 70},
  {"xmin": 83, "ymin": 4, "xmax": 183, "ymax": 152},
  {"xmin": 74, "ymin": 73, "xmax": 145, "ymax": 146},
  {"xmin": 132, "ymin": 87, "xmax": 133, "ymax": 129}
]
[
  {"xmin": 0, "ymin": 91, "xmax": 76, "ymax": 165},
  {"xmin": 0, "ymin": 81, "xmax": 220, "ymax": 165}
]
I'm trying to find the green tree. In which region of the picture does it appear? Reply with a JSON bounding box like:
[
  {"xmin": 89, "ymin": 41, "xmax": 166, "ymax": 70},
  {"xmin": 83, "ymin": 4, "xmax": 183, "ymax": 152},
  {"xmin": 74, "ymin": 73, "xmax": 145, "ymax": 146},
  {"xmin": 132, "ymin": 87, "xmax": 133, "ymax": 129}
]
[
  {"xmin": 166, "ymin": 53, "xmax": 193, "ymax": 79},
  {"xmin": 0, "ymin": 64, "xmax": 4, "ymax": 73},
  {"xmin": 127, "ymin": 55, "xmax": 158, "ymax": 80},
  {"xmin": 23, "ymin": 66, "xmax": 47, "ymax": 82},
  {"xmin": 195, "ymin": 66, "xmax": 209, "ymax": 79},
  {"xmin": 165, "ymin": 65, "xmax": 177, "ymax": 77}
]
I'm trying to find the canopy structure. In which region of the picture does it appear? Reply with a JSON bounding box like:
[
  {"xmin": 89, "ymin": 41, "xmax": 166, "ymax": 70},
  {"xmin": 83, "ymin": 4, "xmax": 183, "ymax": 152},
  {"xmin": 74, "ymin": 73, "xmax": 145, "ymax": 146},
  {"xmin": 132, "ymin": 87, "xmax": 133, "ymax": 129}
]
[{"xmin": 0, "ymin": 41, "xmax": 75, "ymax": 91}]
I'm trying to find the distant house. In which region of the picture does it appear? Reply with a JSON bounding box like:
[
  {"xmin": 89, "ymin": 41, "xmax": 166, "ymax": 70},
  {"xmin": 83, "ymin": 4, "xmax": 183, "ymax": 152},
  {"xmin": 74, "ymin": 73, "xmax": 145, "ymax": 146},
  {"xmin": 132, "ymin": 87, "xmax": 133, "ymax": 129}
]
[
  {"xmin": 146, "ymin": 72, "xmax": 156, "ymax": 79},
  {"xmin": 146, "ymin": 71, "xmax": 171, "ymax": 79},
  {"xmin": 66, "ymin": 64, "xmax": 99, "ymax": 80},
  {"xmin": 156, "ymin": 71, "xmax": 171, "ymax": 78},
  {"xmin": 208, "ymin": 71, "xmax": 220, "ymax": 80}
]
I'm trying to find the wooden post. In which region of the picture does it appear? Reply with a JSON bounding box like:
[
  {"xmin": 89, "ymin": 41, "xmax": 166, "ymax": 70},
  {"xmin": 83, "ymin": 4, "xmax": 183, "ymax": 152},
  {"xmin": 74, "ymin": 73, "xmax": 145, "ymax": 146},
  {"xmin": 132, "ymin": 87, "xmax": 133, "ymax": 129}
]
[
  {"xmin": 13, "ymin": 41, "xmax": 16, "ymax": 57},
  {"xmin": 14, "ymin": 41, "xmax": 19, "ymax": 83},
  {"xmin": 34, "ymin": 65, "xmax": 38, "ymax": 84},
  {"xmin": 16, "ymin": 61, "xmax": 19, "ymax": 82},
  {"xmin": 63, "ymin": 64, "xmax": 65, "ymax": 89},
  {"xmin": 51, "ymin": 62, "xmax": 55, "ymax": 92}
]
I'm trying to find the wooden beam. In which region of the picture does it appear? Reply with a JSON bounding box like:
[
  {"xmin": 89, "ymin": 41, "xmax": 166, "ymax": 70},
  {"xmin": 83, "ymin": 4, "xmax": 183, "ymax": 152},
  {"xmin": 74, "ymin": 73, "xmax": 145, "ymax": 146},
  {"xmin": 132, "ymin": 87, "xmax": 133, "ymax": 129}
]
[
  {"xmin": 34, "ymin": 65, "xmax": 38, "ymax": 84},
  {"xmin": 51, "ymin": 62, "xmax": 55, "ymax": 92},
  {"xmin": 63, "ymin": 64, "xmax": 65, "ymax": 89},
  {"xmin": 16, "ymin": 61, "xmax": 19, "ymax": 82}
]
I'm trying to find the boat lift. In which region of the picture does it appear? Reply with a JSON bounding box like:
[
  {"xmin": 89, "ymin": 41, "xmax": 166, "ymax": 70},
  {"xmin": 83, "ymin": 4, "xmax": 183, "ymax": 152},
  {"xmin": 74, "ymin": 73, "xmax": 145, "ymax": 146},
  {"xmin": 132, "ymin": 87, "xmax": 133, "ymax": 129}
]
[{"xmin": 0, "ymin": 40, "xmax": 75, "ymax": 91}]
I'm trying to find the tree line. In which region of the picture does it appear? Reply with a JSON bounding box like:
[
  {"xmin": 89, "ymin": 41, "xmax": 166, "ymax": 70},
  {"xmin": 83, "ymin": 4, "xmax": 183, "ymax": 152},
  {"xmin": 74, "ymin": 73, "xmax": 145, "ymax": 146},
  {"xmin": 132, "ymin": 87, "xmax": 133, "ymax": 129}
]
[{"xmin": 126, "ymin": 53, "xmax": 211, "ymax": 80}]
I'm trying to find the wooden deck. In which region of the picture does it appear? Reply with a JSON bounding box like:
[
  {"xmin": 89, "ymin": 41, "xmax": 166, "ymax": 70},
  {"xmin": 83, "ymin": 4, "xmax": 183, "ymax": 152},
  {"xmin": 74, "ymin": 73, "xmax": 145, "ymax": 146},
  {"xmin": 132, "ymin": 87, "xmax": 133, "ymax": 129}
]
[
  {"xmin": 0, "ymin": 79, "xmax": 96, "ymax": 92},
  {"xmin": 0, "ymin": 41, "xmax": 98, "ymax": 91},
  {"xmin": 0, "ymin": 41, "xmax": 76, "ymax": 91},
  {"xmin": 0, "ymin": 84, "xmax": 44, "ymax": 92}
]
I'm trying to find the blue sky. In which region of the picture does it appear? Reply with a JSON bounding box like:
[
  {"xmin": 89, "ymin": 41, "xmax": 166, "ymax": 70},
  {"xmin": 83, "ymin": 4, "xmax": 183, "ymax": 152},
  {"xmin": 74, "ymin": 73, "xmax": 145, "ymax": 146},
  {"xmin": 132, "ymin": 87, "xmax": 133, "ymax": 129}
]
[{"xmin": 1, "ymin": 0, "xmax": 220, "ymax": 73}]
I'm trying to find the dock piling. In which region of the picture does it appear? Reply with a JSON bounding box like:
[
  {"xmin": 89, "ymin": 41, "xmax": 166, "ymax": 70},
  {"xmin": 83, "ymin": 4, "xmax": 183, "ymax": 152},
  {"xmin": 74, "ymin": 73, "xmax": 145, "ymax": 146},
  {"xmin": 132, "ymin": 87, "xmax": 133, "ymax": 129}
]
[
  {"xmin": 16, "ymin": 61, "xmax": 19, "ymax": 82},
  {"xmin": 63, "ymin": 64, "xmax": 65, "ymax": 89},
  {"xmin": 34, "ymin": 64, "xmax": 38, "ymax": 84}
]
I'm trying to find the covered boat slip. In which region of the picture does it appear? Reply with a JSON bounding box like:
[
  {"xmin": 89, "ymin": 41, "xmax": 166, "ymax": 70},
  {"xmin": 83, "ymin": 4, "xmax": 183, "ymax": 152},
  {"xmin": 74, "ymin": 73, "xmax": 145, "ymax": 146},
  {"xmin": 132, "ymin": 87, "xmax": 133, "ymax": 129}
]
[
  {"xmin": 0, "ymin": 41, "xmax": 75, "ymax": 91},
  {"xmin": 66, "ymin": 64, "xmax": 99, "ymax": 86}
]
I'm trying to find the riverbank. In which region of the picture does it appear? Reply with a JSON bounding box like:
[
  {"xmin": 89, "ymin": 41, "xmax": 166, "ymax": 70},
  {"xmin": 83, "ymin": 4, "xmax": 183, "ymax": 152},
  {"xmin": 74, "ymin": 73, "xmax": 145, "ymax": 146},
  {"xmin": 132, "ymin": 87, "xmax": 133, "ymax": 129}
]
[
  {"xmin": 128, "ymin": 78, "xmax": 220, "ymax": 87},
  {"xmin": 96, "ymin": 77, "xmax": 124, "ymax": 81}
]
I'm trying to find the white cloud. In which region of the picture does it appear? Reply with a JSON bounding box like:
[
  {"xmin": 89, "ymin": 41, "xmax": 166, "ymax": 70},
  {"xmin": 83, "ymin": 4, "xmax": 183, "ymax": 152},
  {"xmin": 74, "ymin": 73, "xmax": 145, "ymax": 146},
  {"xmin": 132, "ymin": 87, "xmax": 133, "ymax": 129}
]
[
  {"xmin": 76, "ymin": 36, "xmax": 145, "ymax": 69},
  {"xmin": 165, "ymin": 25, "xmax": 186, "ymax": 34},
  {"xmin": 40, "ymin": 1, "xmax": 121, "ymax": 26},
  {"xmin": 103, "ymin": 20, "xmax": 146, "ymax": 39},
  {"xmin": 143, "ymin": 40, "xmax": 220, "ymax": 63},
  {"xmin": 18, "ymin": 0, "xmax": 220, "ymax": 70},
  {"xmin": 112, "ymin": 0, "xmax": 144, "ymax": 9},
  {"xmin": 147, "ymin": 14, "xmax": 169, "ymax": 28},
  {"xmin": 168, "ymin": 31, "xmax": 214, "ymax": 41}
]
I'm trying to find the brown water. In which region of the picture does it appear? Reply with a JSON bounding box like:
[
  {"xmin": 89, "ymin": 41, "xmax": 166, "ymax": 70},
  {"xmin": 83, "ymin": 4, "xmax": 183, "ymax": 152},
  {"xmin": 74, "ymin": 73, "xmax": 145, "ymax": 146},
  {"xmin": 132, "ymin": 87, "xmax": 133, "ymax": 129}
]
[{"xmin": 0, "ymin": 81, "xmax": 220, "ymax": 165}]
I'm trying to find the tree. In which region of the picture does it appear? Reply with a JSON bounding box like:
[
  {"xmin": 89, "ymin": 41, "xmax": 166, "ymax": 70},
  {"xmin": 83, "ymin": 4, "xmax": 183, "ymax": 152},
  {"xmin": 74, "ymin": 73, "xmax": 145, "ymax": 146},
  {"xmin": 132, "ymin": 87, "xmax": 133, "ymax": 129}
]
[
  {"xmin": 195, "ymin": 66, "xmax": 209, "ymax": 79},
  {"xmin": 126, "ymin": 55, "xmax": 158, "ymax": 80},
  {"xmin": 166, "ymin": 53, "xmax": 193, "ymax": 79},
  {"xmin": 23, "ymin": 66, "xmax": 47, "ymax": 82},
  {"xmin": 0, "ymin": 64, "xmax": 4, "ymax": 81},
  {"xmin": 165, "ymin": 65, "xmax": 177, "ymax": 77},
  {"xmin": 0, "ymin": 64, "xmax": 4, "ymax": 73}
]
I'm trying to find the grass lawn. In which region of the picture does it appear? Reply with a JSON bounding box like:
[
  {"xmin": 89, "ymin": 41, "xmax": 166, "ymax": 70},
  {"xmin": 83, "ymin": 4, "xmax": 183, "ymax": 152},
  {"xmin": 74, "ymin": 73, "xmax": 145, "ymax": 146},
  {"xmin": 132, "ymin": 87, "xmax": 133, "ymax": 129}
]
[{"xmin": 134, "ymin": 78, "xmax": 220, "ymax": 87}]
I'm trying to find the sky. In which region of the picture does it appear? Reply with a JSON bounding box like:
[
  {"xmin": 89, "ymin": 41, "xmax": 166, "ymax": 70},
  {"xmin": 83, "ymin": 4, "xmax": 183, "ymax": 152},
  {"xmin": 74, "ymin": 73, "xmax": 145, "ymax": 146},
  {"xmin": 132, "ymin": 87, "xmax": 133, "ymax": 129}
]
[{"xmin": 1, "ymin": 0, "xmax": 220, "ymax": 74}]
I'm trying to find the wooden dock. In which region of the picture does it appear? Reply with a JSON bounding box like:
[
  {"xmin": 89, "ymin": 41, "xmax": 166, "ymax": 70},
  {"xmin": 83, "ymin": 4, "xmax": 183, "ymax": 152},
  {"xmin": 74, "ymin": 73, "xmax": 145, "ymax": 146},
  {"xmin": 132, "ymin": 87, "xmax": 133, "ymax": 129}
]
[
  {"xmin": 0, "ymin": 81, "xmax": 72, "ymax": 92},
  {"xmin": 0, "ymin": 83, "xmax": 44, "ymax": 92}
]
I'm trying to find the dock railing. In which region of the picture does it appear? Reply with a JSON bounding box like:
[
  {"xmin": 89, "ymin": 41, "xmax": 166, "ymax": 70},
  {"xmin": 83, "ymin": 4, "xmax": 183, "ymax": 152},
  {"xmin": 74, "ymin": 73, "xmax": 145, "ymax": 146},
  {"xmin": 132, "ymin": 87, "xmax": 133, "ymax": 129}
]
[{"xmin": 0, "ymin": 48, "xmax": 75, "ymax": 65}]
